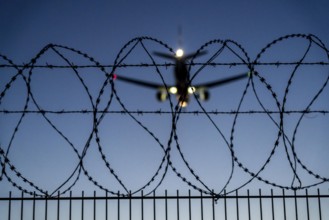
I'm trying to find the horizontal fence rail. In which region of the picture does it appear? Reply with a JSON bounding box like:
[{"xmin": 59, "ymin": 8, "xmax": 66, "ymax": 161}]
[{"xmin": 0, "ymin": 189, "xmax": 328, "ymax": 220}]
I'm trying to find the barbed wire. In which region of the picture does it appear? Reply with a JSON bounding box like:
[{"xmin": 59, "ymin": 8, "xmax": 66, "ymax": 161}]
[
  {"xmin": 1, "ymin": 61, "xmax": 328, "ymax": 69},
  {"xmin": 0, "ymin": 34, "xmax": 328, "ymax": 198},
  {"xmin": 0, "ymin": 109, "xmax": 328, "ymax": 115}
]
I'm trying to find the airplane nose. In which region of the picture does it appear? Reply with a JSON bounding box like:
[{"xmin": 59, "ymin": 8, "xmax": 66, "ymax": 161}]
[{"xmin": 176, "ymin": 49, "xmax": 184, "ymax": 57}]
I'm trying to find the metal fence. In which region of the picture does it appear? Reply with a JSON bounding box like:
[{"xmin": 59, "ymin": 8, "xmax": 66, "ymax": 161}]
[{"xmin": 0, "ymin": 189, "xmax": 328, "ymax": 220}]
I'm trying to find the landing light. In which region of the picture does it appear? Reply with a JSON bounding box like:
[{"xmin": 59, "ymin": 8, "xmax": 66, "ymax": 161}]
[
  {"xmin": 187, "ymin": 86, "xmax": 196, "ymax": 94},
  {"xmin": 179, "ymin": 101, "xmax": 188, "ymax": 108},
  {"xmin": 169, "ymin": 87, "xmax": 178, "ymax": 94},
  {"xmin": 176, "ymin": 49, "xmax": 184, "ymax": 58}
]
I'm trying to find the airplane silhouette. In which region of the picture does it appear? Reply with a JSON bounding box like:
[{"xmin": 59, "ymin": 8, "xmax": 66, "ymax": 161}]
[{"xmin": 112, "ymin": 49, "xmax": 249, "ymax": 107}]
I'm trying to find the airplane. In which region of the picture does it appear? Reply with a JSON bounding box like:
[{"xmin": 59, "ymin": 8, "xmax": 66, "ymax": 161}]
[{"xmin": 112, "ymin": 48, "xmax": 249, "ymax": 107}]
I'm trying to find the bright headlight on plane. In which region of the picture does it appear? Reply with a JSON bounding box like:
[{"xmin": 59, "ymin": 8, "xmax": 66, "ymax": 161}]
[
  {"xmin": 176, "ymin": 49, "xmax": 184, "ymax": 58},
  {"xmin": 188, "ymin": 86, "xmax": 195, "ymax": 94},
  {"xmin": 169, "ymin": 87, "xmax": 178, "ymax": 94}
]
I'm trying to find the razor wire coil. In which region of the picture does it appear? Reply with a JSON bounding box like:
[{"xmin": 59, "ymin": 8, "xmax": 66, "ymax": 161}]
[{"xmin": 0, "ymin": 34, "xmax": 328, "ymax": 198}]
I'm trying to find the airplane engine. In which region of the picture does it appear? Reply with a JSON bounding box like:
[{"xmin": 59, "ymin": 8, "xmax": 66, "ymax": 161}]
[
  {"xmin": 198, "ymin": 89, "xmax": 210, "ymax": 101},
  {"xmin": 156, "ymin": 90, "xmax": 168, "ymax": 102}
]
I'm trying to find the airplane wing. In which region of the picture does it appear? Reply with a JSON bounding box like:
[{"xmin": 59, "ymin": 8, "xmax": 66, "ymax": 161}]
[
  {"xmin": 153, "ymin": 51, "xmax": 176, "ymax": 60},
  {"xmin": 113, "ymin": 74, "xmax": 168, "ymax": 89},
  {"xmin": 185, "ymin": 50, "xmax": 208, "ymax": 60},
  {"xmin": 192, "ymin": 72, "xmax": 249, "ymax": 88}
]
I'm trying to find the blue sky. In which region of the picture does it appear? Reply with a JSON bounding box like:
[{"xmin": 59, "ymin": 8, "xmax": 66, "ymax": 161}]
[{"xmin": 0, "ymin": 0, "xmax": 328, "ymax": 197}]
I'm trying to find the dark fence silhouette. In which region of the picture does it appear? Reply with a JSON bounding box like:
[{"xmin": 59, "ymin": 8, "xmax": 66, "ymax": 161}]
[{"xmin": 1, "ymin": 189, "xmax": 329, "ymax": 220}]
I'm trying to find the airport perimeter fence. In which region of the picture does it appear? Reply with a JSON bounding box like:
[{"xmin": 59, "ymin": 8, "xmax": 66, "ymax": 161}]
[
  {"xmin": 1, "ymin": 34, "xmax": 329, "ymax": 220},
  {"xmin": 0, "ymin": 189, "xmax": 329, "ymax": 220}
]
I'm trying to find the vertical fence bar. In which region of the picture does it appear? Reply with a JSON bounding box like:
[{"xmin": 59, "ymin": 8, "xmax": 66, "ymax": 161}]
[
  {"xmin": 294, "ymin": 190, "xmax": 298, "ymax": 220},
  {"xmin": 93, "ymin": 191, "xmax": 96, "ymax": 220},
  {"xmin": 32, "ymin": 192, "xmax": 36, "ymax": 220},
  {"xmin": 8, "ymin": 191, "xmax": 11, "ymax": 220},
  {"xmin": 20, "ymin": 191, "xmax": 24, "ymax": 220},
  {"xmin": 165, "ymin": 190, "xmax": 168, "ymax": 220},
  {"xmin": 236, "ymin": 190, "xmax": 239, "ymax": 220},
  {"xmin": 141, "ymin": 191, "xmax": 144, "ymax": 220},
  {"xmin": 224, "ymin": 190, "xmax": 227, "ymax": 220},
  {"xmin": 271, "ymin": 189, "xmax": 275, "ymax": 220},
  {"xmin": 129, "ymin": 191, "xmax": 132, "ymax": 220},
  {"xmin": 154, "ymin": 191, "xmax": 156, "ymax": 220},
  {"xmin": 305, "ymin": 189, "xmax": 310, "ymax": 220},
  {"xmin": 201, "ymin": 191, "xmax": 204, "ymax": 220},
  {"xmin": 117, "ymin": 191, "xmax": 120, "ymax": 220},
  {"xmin": 81, "ymin": 191, "xmax": 84, "ymax": 220},
  {"xmin": 282, "ymin": 189, "xmax": 286, "ymax": 220},
  {"xmin": 57, "ymin": 191, "xmax": 60, "ymax": 220},
  {"xmin": 318, "ymin": 188, "xmax": 322, "ymax": 220},
  {"xmin": 247, "ymin": 190, "xmax": 251, "ymax": 220},
  {"xmin": 188, "ymin": 190, "xmax": 192, "ymax": 220},
  {"xmin": 45, "ymin": 192, "xmax": 48, "ymax": 220},
  {"xmin": 105, "ymin": 191, "xmax": 108, "ymax": 220},
  {"xmin": 212, "ymin": 190, "xmax": 215, "ymax": 220},
  {"xmin": 259, "ymin": 189, "xmax": 263, "ymax": 220},
  {"xmin": 176, "ymin": 190, "xmax": 179, "ymax": 220},
  {"xmin": 69, "ymin": 191, "xmax": 72, "ymax": 220}
]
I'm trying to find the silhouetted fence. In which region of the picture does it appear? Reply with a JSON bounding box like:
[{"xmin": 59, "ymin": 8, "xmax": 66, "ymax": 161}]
[{"xmin": 1, "ymin": 189, "xmax": 328, "ymax": 220}]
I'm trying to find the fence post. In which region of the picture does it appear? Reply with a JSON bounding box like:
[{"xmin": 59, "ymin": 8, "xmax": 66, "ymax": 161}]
[
  {"xmin": 305, "ymin": 189, "xmax": 310, "ymax": 220},
  {"xmin": 117, "ymin": 191, "xmax": 120, "ymax": 220},
  {"xmin": 69, "ymin": 191, "xmax": 72, "ymax": 220},
  {"xmin": 57, "ymin": 191, "xmax": 60, "ymax": 220},
  {"xmin": 224, "ymin": 190, "xmax": 227, "ymax": 220},
  {"xmin": 20, "ymin": 191, "xmax": 24, "ymax": 220},
  {"xmin": 236, "ymin": 190, "xmax": 239, "ymax": 220},
  {"xmin": 271, "ymin": 189, "xmax": 275, "ymax": 220},
  {"xmin": 45, "ymin": 192, "xmax": 48, "ymax": 220},
  {"xmin": 129, "ymin": 191, "xmax": 132, "ymax": 220},
  {"xmin": 259, "ymin": 189, "xmax": 263, "ymax": 220},
  {"xmin": 201, "ymin": 191, "xmax": 204, "ymax": 220},
  {"xmin": 212, "ymin": 190, "xmax": 215, "ymax": 220},
  {"xmin": 141, "ymin": 191, "xmax": 144, "ymax": 220},
  {"xmin": 188, "ymin": 190, "xmax": 192, "ymax": 220},
  {"xmin": 8, "ymin": 191, "xmax": 11, "ymax": 220},
  {"xmin": 247, "ymin": 189, "xmax": 251, "ymax": 220},
  {"xmin": 93, "ymin": 191, "xmax": 96, "ymax": 220},
  {"xmin": 154, "ymin": 191, "xmax": 157, "ymax": 220},
  {"xmin": 294, "ymin": 190, "xmax": 298, "ymax": 220},
  {"xmin": 318, "ymin": 188, "xmax": 322, "ymax": 220},
  {"xmin": 105, "ymin": 191, "xmax": 108, "ymax": 220},
  {"xmin": 81, "ymin": 191, "xmax": 84, "ymax": 220},
  {"xmin": 282, "ymin": 189, "xmax": 286, "ymax": 220},
  {"xmin": 176, "ymin": 190, "xmax": 179, "ymax": 220},
  {"xmin": 165, "ymin": 190, "xmax": 168, "ymax": 220},
  {"xmin": 32, "ymin": 192, "xmax": 36, "ymax": 220}
]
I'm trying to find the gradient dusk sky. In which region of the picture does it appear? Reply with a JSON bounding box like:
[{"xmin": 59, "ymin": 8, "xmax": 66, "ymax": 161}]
[{"xmin": 0, "ymin": 0, "xmax": 328, "ymax": 198}]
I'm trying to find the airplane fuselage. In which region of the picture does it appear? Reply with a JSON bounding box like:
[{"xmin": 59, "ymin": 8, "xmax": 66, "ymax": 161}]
[{"xmin": 174, "ymin": 59, "xmax": 190, "ymax": 104}]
